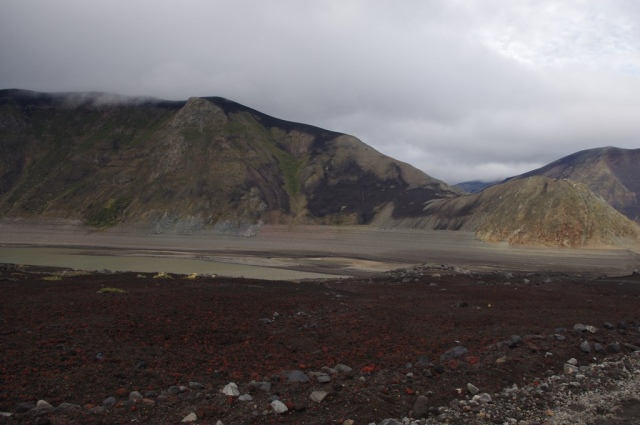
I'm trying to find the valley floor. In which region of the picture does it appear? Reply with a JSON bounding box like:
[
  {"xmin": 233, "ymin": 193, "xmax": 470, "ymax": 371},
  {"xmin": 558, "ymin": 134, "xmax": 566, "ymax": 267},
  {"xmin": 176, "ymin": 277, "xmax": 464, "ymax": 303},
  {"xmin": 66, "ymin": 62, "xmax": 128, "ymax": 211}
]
[
  {"xmin": 1, "ymin": 220, "xmax": 640, "ymax": 277},
  {"xmin": 1, "ymin": 266, "xmax": 640, "ymax": 424}
]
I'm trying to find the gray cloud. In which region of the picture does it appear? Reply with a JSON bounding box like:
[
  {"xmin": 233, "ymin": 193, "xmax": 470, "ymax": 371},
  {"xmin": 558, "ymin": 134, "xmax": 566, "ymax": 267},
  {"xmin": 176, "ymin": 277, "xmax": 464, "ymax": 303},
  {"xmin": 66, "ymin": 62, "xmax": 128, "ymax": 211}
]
[{"xmin": 2, "ymin": 0, "xmax": 640, "ymax": 184}]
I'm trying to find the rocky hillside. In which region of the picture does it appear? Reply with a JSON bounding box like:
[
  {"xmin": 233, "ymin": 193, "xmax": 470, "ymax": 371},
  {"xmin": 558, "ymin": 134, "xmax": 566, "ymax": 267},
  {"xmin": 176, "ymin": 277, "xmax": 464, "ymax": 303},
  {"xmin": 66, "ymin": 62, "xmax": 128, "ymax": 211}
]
[
  {"xmin": 509, "ymin": 146, "xmax": 640, "ymax": 222},
  {"xmin": 374, "ymin": 176, "xmax": 640, "ymax": 247},
  {"xmin": 0, "ymin": 90, "xmax": 459, "ymax": 231}
]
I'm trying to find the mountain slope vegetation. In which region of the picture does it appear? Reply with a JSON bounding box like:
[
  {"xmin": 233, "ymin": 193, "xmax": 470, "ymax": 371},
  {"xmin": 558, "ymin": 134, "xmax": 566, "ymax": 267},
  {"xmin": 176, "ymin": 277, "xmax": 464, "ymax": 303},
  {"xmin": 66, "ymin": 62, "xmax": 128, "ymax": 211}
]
[{"xmin": 0, "ymin": 89, "xmax": 459, "ymax": 231}]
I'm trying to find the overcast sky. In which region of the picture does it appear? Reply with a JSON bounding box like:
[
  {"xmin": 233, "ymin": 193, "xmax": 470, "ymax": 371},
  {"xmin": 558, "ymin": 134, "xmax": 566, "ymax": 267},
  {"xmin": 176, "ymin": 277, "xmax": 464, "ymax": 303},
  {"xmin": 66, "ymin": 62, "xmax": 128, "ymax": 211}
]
[{"xmin": 2, "ymin": 1, "xmax": 640, "ymax": 184}]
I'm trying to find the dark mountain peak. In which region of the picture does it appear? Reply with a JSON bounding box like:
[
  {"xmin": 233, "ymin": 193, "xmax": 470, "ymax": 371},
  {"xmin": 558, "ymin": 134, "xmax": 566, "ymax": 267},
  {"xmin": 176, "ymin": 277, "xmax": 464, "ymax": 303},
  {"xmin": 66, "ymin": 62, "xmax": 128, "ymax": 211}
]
[{"xmin": 510, "ymin": 146, "xmax": 640, "ymax": 222}]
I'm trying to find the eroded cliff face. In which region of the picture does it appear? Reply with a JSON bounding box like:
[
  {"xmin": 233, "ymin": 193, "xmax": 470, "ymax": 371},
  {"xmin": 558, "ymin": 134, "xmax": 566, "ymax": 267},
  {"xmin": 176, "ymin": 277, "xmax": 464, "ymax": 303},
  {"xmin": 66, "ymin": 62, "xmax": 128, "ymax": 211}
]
[{"xmin": 0, "ymin": 90, "xmax": 459, "ymax": 231}]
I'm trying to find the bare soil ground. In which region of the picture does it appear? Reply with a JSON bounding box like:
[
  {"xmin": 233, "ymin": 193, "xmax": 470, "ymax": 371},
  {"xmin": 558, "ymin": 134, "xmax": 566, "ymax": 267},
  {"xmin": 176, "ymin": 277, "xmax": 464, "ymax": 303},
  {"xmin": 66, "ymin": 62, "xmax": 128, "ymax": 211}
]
[{"xmin": 2, "ymin": 264, "xmax": 640, "ymax": 424}]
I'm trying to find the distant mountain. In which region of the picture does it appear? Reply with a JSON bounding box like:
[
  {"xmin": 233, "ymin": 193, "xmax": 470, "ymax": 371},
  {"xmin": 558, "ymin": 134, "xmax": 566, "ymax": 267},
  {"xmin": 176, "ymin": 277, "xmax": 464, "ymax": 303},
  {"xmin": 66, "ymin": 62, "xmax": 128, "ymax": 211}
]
[
  {"xmin": 0, "ymin": 89, "xmax": 459, "ymax": 231},
  {"xmin": 454, "ymin": 180, "xmax": 499, "ymax": 194},
  {"xmin": 508, "ymin": 147, "xmax": 640, "ymax": 222},
  {"xmin": 373, "ymin": 176, "xmax": 640, "ymax": 247}
]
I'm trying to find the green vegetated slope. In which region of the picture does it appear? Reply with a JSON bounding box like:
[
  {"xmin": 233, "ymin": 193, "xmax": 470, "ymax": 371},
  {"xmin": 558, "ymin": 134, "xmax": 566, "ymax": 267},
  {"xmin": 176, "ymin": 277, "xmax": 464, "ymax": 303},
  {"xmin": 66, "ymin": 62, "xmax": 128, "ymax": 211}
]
[{"xmin": 0, "ymin": 90, "xmax": 458, "ymax": 231}]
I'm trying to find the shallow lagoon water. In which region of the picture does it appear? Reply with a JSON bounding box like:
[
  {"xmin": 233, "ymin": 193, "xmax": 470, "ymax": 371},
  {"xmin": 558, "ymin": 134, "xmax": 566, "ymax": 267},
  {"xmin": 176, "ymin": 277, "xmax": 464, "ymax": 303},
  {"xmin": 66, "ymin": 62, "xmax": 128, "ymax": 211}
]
[{"xmin": 0, "ymin": 247, "xmax": 342, "ymax": 280}]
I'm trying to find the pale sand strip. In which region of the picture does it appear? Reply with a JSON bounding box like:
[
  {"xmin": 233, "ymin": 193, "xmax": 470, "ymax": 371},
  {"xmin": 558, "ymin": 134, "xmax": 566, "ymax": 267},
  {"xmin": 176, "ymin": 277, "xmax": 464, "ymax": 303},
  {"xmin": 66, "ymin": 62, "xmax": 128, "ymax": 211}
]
[{"xmin": 1, "ymin": 220, "xmax": 640, "ymax": 276}]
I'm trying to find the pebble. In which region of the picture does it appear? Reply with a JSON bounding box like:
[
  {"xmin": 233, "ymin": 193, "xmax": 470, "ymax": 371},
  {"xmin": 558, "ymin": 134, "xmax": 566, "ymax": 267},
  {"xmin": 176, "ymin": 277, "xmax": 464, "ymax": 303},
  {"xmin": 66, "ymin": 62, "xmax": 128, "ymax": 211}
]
[
  {"xmin": 472, "ymin": 393, "xmax": 492, "ymax": 404},
  {"xmin": 317, "ymin": 373, "xmax": 331, "ymax": 383},
  {"xmin": 335, "ymin": 364, "xmax": 353, "ymax": 373},
  {"xmin": 181, "ymin": 412, "xmax": 197, "ymax": 422},
  {"xmin": 467, "ymin": 383, "xmax": 479, "ymax": 395},
  {"xmin": 249, "ymin": 381, "xmax": 272, "ymax": 392},
  {"xmin": 167, "ymin": 385, "xmax": 182, "ymax": 395},
  {"xmin": 15, "ymin": 402, "xmax": 35, "ymax": 413},
  {"xmin": 129, "ymin": 391, "xmax": 143, "ymax": 401},
  {"xmin": 413, "ymin": 395, "xmax": 429, "ymax": 418},
  {"xmin": 580, "ymin": 340, "xmax": 591, "ymax": 353},
  {"xmin": 221, "ymin": 382, "xmax": 240, "ymax": 396},
  {"xmin": 288, "ymin": 370, "xmax": 310, "ymax": 383},
  {"xmin": 238, "ymin": 394, "xmax": 253, "ymax": 401},
  {"xmin": 102, "ymin": 397, "xmax": 116, "ymax": 407},
  {"xmin": 609, "ymin": 342, "xmax": 622, "ymax": 353},
  {"xmin": 507, "ymin": 335, "xmax": 523, "ymax": 348},
  {"xmin": 310, "ymin": 390, "xmax": 328, "ymax": 403},
  {"xmin": 189, "ymin": 381, "xmax": 205, "ymax": 390},
  {"xmin": 440, "ymin": 346, "xmax": 468, "ymax": 361},
  {"xmin": 36, "ymin": 400, "xmax": 53, "ymax": 411},
  {"xmin": 271, "ymin": 400, "xmax": 288, "ymax": 413}
]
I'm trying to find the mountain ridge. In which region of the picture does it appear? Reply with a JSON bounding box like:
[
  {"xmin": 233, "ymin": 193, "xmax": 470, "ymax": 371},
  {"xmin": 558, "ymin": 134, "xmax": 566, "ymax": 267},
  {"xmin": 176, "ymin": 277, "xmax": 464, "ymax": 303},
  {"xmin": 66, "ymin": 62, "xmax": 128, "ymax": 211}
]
[{"xmin": 0, "ymin": 89, "xmax": 458, "ymax": 232}]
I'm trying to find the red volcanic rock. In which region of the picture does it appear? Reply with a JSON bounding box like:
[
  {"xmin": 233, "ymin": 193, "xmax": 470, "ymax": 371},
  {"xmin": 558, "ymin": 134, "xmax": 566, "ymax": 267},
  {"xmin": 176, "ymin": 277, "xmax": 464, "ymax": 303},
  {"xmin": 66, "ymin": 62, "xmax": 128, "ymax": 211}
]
[{"xmin": 1, "ymin": 267, "xmax": 640, "ymax": 424}]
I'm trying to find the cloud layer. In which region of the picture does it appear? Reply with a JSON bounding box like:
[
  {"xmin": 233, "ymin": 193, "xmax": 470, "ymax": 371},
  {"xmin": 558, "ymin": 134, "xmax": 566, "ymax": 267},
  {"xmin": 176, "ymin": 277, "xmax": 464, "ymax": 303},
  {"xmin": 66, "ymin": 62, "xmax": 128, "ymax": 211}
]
[{"xmin": 2, "ymin": 0, "xmax": 640, "ymax": 183}]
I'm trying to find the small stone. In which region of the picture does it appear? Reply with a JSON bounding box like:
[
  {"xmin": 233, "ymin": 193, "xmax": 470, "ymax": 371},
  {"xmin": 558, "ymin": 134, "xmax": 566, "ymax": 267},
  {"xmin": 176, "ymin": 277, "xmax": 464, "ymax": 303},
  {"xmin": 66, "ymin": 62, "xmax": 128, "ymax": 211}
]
[
  {"xmin": 417, "ymin": 356, "xmax": 431, "ymax": 367},
  {"xmin": 467, "ymin": 383, "xmax": 479, "ymax": 395},
  {"xmin": 288, "ymin": 370, "xmax": 310, "ymax": 383},
  {"xmin": 317, "ymin": 374, "xmax": 331, "ymax": 383},
  {"xmin": 181, "ymin": 412, "xmax": 197, "ymax": 422},
  {"xmin": 167, "ymin": 385, "xmax": 182, "ymax": 395},
  {"xmin": 567, "ymin": 358, "xmax": 578, "ymax": 365},
  {"xmin": 335, "ymin": 364, "xmax": 353, "ymax": 373},
  {"xmin": 603, "ymin": 322, "xmax": 615, "ymax": 330},
  {"xmin": 343, "ymin": 420, "xmax": 355, "ymax": 425},
  {"xmin": 102, "ymin": 397, "xmax": 117, "ymax": 407},
  {"xmin": 238, "ymin": 394, "xmax": 253, "ymax": 401},
  {"xmin": 189, "ymin": 382, "xmax": 205, "ymax": 390},
  {"xmin": 221, "ymin": 382, "xmax": 240, "ymax": 396},
  {"xmin": 594, "ymin": 343, "xmax": 606, "ymax": 354},
  {"xmin": 310, "ymin": 390, "xmax": 328, "ymax": 403},
  {"xmin": 249, "ymin": 381, "xmax": 272, "ymax": 392},
  {"xmin": 608, "ymin": 342, "xmax": 622, "ymax": 353},
  {"xmin": 579, "ymin": 341, "xmax": 591, "ymax": 353},
  {"xmin": 271, "ymin": 400, "xmax": 288, "ymax": 414},
  {"xmin": 586, "ymin": 325, "xmax": 598, "ymax": 333},
  {"xmin": 564, "ymin": 363, "xmax": 578, "ymax": 374},
  {"xmin": 15, "ymin": 402, "xmax": 35, "ymax": 413},
  {"xmin": 472, "ymin": 393, "xmax": 492, "ymax": 404},
  {"xmin": 89, "ymin": 406, "xmax": 106, "ymax": 414},
  {"xmin": 440, "ymin": 346, "xmax": 468, "ymax": 361},
  {"xmin": 36, "ymin": 400, "xmax": 53, "ymax": 411},
  {"xmin": 574, "ymin": 324, "xmax": 587, "ymax": 333},
  {"xmin": 413, "ymin": 395, "xmax": 429, "ymax": 418},
  {"xmin": 129, "ymin": 391, "xmax": 143, "ymax": 401},
  {"xmin": 624, "ymin": 343, "xmax": 640, "ymax": 351},
  {"xmin": 507, "ymin": 335, "xmax": 523, "ymax": 348}
]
